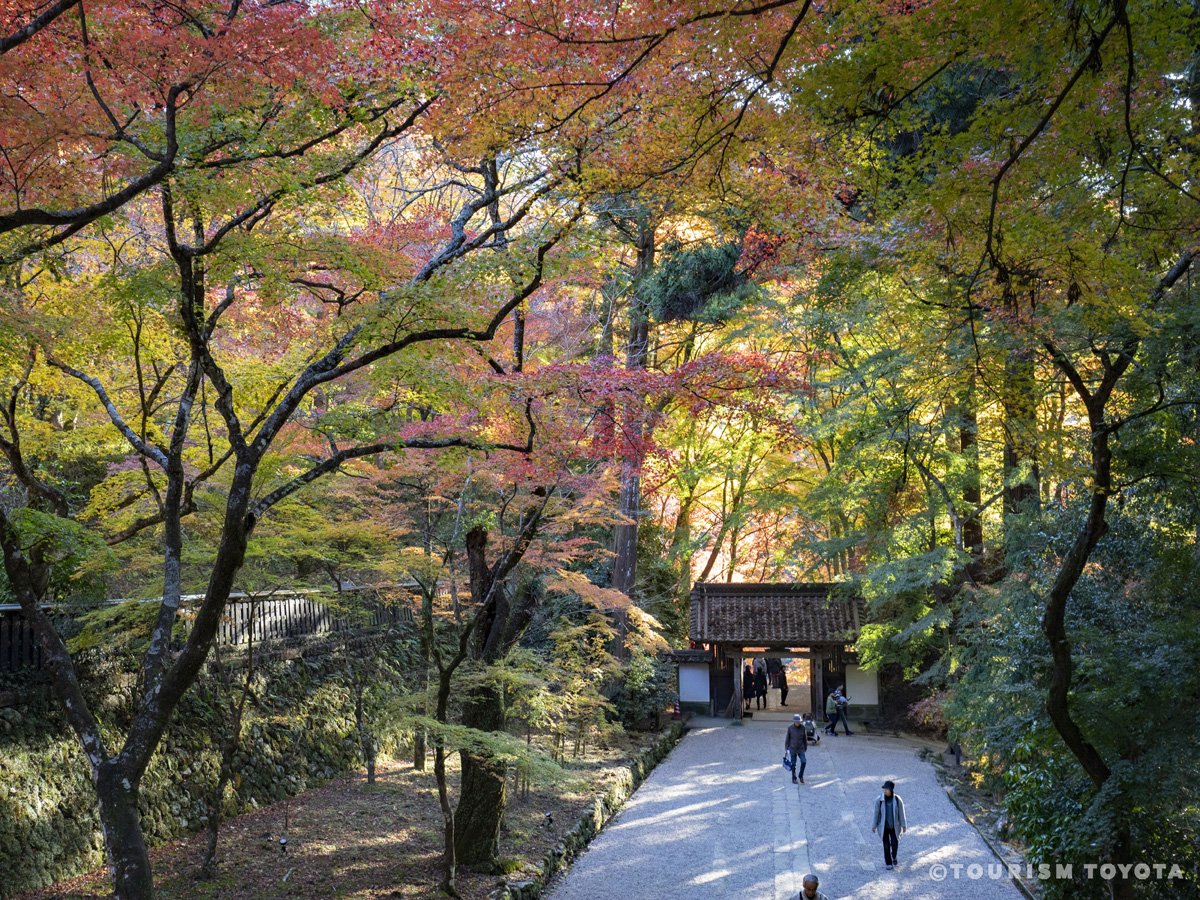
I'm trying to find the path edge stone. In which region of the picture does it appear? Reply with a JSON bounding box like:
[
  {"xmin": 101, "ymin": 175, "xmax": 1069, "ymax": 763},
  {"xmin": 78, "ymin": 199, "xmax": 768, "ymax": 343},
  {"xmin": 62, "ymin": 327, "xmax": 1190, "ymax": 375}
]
[
  {"xmin": 497, "ymin": 720, "xmax": 687, "ymax": 900},
  {"xmin": 941, "ymin": 784, "xmax": 1039, "ymax": 900}
]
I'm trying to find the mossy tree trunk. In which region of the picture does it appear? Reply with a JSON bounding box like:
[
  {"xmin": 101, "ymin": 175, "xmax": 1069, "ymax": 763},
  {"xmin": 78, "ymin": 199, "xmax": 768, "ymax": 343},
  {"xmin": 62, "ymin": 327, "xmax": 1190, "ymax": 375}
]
[
  {"xmin": 453, "ymin": 515, "xmax": 545, "ymax": 871},
  {"xmin": 611, "ymin": 217, "xmax": 657, "ymax": 656},
  {"xmin": 96, "ymin": 763, "xmax": 155, "ymax": 900},
  {"xmin": 455, "ymin": 686, "xmax": 507, "ymax": 867},
  {"xmin": 412, "ymin": 715, "xmax": 426, "ymax": 772}
]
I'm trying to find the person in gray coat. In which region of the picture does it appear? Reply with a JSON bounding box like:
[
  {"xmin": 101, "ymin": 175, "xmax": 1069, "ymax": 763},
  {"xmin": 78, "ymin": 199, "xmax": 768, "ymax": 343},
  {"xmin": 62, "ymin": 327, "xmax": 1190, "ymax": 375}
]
[
  {"xmin": 783, "ymin": 713, "xmax": 808, "ymax": 784},
  {"xmin": 870, "ymin": 780, "xmax": 906, "ymax": 869}
]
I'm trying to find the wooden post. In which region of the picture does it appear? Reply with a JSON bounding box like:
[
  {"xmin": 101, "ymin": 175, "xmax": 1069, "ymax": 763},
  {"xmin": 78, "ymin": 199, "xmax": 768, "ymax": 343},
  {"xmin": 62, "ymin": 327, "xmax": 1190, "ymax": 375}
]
[
  {"xmin": 734, "ymin": 653, "xmax": 743, "ymax": 720},
  {"xmin": 813, "ymin": 652, "xmax": 825, "ymax": 727}
]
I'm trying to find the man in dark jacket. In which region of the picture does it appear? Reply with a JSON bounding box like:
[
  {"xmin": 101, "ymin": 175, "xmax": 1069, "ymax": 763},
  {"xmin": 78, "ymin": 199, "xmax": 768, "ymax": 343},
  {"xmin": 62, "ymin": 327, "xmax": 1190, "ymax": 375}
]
[
  {"xmin": 784, "ymin": 713, "xmax": 809, "ymax": 784},
  {"xmin": 753, "ymin": 666, "xmax": 768, "ymax": 710},
  {"xmin": 742, "ymin": 663, "xmax": 755, "ymax": 710}
]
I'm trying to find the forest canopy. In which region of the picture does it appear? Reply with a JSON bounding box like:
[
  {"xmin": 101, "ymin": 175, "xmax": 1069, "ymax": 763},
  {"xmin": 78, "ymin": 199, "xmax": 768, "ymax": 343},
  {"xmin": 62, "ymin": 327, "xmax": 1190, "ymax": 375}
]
[{"xmin": 0, "ymin": 1, "xmax": 1197, "ymax": 898}]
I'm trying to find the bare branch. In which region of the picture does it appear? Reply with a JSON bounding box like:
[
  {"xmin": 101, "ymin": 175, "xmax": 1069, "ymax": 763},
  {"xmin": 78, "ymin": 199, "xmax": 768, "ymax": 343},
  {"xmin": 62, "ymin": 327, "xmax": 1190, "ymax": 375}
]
[
  {"xmin": 982, "ymin": 6, "xmax": 1125, "ymax": 269},
  {"xmin": 250, "ymin": 411, "xmax": 537, "ymax": 519},
  {"xmin": 250, "ymin": 208, "xmax": 582, "ymax": 459},
  {"xmin": 0, "ymin": 0, "xmax": 81, "ymax": 55},
  {"xmin": 0, "ymin": 82, "xmax": 187, "ymax": 261},
  {"xmin": 46, "ymin": 355, "xmax": 169, "ymax": 467}
]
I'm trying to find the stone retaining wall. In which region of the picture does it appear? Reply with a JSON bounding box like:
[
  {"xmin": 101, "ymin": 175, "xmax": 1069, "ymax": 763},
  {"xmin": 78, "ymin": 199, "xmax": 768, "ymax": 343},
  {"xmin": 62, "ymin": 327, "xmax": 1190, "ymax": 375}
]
[{"xmin": 0, "ymin": 637, "xmax": 415, "ymax": 897}]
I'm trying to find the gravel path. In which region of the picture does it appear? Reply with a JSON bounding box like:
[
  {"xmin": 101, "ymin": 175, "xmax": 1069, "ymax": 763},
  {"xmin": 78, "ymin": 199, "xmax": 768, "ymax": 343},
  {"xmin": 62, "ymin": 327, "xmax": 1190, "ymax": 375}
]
[{"xmin": 544, "ymin": 720, "xmax": 1025, "ymax": 900}]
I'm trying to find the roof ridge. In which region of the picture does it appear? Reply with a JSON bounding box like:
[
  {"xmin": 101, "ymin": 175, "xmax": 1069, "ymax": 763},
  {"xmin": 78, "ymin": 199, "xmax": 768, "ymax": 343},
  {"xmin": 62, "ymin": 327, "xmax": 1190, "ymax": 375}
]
[
  {"xmin": 689, "ymin": 583, "xmax": 864, "ymax": 644},
  {"xmin": 691, "ymin": 581, "xmax": 854, "ymax": 593}
]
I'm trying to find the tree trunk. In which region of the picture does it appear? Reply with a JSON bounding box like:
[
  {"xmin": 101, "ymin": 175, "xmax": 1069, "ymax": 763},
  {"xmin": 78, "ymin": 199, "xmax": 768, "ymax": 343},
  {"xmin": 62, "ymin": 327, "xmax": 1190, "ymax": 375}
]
[
  {"xmin": 1003, "ymin": 347, "xmax": 1040, "ymax": 525},
  {"xmin": 456, "ymin": 526, "xmax": 511, "ymax": 871},
  {"xmin": 595, "ymin": 277, "xmax": 618, "ymax": 450},
  {"xmin": 199, "ymin": 700, "xmax": 241, "ymax": 879},
  {"xmin": 454, "ymin": 525, "xmax": 543, "ymax": 870},
  {"xmin": 198, "ymin": 646, "xmax": 252, "ymax": 880},
  {"xmin": 199, "ymin": 737, "xmax": 234, "ymax": 879},
  {"xmin": 96, "ymin": 763, "xmax": 154, "ymax": 900},
  {"xmin": 354, "ymin": 680, "xmax": 376, "ymax": 784},
  {"xmin": 725, "ymin": 519, "xmax": 740, "ymax": 582},
  {"xmin": 413, "ymin": 710, "xmax": 427, "ymax": 772},
  {"xmin": 1038, "ymin": 252, "xmax": 1194, "ymax": 900},
  {"xmin": 611, "ymin": 469, "xmax": 642, "ymax": 597},
  {"xmin": 610, "ymin": 219, "xmax": 656, "ymax": 644},
  {"xmin": 666, "ymin": 422, "xmax": 699, "ymax": 595},
  {"xmin": 434, "ymin": 740, "xmax": 457, "ymax": 896},
  {"xmin": 959, "ymin": 378, "xmax": 983, "ymax": 557},
  {"xmin": 512, "ymin": 307, "xmax": 526, "ymax": 372},
  {"xmin": 454, "ymin": 684, "xmax": 507, "ymax": 868},
  {"xmin": 414, "ymin": 580, "xmax": 436, "ymax": 772},
  {"xmin": 610, "ymin": 468, "xmax": 642, "ymax": 657},
  {"xmin": 1108, "ymin": 822, "xmax": 1136, "ymax": 900},
  {"xmin": 430, "ymin": 594, "xmax": 493, "ymax": 900}
]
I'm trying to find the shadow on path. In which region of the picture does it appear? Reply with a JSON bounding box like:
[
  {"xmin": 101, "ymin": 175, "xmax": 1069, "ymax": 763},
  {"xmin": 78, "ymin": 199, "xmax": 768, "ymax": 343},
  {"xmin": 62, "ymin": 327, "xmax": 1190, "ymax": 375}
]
[{"xmin": 544, "ymin": 722, "xmax": 1025, "ymax": 900}]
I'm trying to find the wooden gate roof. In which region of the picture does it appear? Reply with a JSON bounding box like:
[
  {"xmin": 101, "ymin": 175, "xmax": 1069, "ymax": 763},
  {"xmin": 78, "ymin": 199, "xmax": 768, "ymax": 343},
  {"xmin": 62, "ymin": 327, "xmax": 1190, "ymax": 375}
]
[{"xmin": 689, "ymin": 582, "xmax": 862, "ymax": 647}]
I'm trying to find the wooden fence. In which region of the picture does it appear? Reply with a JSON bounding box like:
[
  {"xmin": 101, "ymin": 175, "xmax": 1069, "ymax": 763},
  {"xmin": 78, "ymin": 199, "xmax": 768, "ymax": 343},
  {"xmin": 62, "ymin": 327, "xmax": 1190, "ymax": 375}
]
[
  {"xmin": 215, "ymin": 589, "xmax": 416, "ymax": 647},
  {"xmin": 0, "ymin": 607, "xmax": 41, "ymax": 673},
  {"xmin": 0, "ymin": 587, "xmax": 422, "ymax": 674}
]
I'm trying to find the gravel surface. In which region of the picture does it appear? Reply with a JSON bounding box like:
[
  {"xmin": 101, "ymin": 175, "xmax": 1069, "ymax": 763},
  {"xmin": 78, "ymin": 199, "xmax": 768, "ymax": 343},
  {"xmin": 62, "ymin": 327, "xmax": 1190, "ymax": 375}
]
[{"xmin": 544, "ymin": 720, "xmax": 1025, "ymax": 900}]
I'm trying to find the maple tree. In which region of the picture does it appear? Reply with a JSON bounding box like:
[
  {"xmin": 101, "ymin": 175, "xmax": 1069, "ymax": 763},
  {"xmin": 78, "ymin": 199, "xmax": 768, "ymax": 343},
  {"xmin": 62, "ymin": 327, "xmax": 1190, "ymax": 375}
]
[
  {"xmin": 0, "ymin": 6, "xmax": 603, "ymax": 888},
  {"xmin": 649, "ymin": 1, "xmax": 1199, "ymax": 895}
]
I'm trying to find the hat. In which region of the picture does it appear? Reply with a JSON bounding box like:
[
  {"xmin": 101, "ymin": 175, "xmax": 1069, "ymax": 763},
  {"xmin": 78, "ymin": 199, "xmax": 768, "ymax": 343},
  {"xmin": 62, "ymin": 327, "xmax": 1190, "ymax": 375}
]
[
  {"xmin": 793, "ymin": 714, "xmax": 802, "ymax": 721},
  {"xmin": 883, "ymin": 780, "xmax": 895, "ymax": 791}
]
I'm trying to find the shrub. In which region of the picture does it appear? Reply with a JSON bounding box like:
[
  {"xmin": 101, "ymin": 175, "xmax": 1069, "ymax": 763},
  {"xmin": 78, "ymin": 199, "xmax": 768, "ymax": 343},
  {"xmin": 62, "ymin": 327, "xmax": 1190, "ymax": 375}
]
[
  {"xmin": 907, "ymin": 691, "xmax": 949, "ymax": 739},
  {"xmin": 609, "ymin": 652, "xmax": 676, "ymax": 729}
]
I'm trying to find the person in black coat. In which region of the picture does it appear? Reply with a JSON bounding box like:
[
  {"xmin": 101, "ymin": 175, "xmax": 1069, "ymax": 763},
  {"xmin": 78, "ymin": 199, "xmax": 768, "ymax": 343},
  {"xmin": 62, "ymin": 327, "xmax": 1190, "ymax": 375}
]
[
  {"xmin": 779, "ymin": 665, "xmax": 790, "ymax": 706},
  {"xmin": 753, "ymin": 666, "xmax": 769, "ymax": 709},
  {"xmin": 743, "ymin": 663, "xmax": 755, "ymax": 710}
]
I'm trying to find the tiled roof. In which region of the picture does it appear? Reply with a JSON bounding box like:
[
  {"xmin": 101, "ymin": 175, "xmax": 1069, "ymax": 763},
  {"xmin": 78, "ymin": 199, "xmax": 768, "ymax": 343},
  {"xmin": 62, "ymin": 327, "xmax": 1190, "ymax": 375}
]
[
  {"xmin": 689, "ymin": 582, "xmax": 862, "ymax": 646},
  {"xmin": 665, "ymin": 648, "xmax": 715, "ymax": 663}
]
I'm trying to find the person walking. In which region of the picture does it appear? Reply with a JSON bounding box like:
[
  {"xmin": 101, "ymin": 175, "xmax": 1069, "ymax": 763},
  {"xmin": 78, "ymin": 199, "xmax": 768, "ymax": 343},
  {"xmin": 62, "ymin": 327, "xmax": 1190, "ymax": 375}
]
[
  {"xmin": 743, "ymin": 663, "xmax": 755, "ymax": 710},
  {"xmin": 784, "ymin": 713, "xmax": 808, "ymax": 784},
  {"xmin": 779, "ymin": 664, "xmax": 789, "ymax": 706},
  {"xmin": 835, "ymin": 687, "xmax": 854, "ymax": 735},
  {"xmin": 824, "ymin": 690, "xmax": 839, "ymax": 735},
  {"xmin": 789, "ymin": 874, "xmax": 829, "ymax": 900},
  {"xmin": 871, "ymin": 780, "xmax": 907, "ymax": 870},
  {"xmin": 753, "ymin": 665, "xmax": 768, "ymax": 710}
]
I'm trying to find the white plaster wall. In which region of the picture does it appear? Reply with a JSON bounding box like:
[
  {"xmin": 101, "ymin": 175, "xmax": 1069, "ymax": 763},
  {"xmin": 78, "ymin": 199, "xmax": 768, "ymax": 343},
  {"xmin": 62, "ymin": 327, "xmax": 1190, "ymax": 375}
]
[
  {"xmin": 679, "ymin": 664, "xmax": 710, "ymax": 702},
  {"xmin": 844, "ymin": 664, "xmax": 879, "ymax": 704}
]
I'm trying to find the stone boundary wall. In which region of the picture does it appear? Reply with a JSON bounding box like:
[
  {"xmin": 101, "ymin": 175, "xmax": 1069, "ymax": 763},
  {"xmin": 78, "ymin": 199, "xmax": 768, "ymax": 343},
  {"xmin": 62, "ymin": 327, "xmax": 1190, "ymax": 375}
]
[
  {"xmin": 500, "ymin": 719, "xmax": 687, "ymax": 900},
  {"xmin": 0, "ymin": 634, "xmax": 416, "ymax": 897}
]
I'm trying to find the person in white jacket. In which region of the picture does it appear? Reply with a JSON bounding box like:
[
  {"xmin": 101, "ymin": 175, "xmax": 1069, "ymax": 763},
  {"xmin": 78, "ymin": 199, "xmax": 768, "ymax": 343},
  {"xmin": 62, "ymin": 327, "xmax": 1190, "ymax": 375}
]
[{"xmin": 870, "ymin": 780, "xmax": 907, "ymax": 870}]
